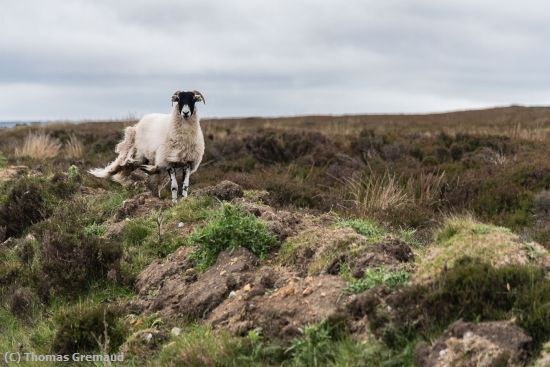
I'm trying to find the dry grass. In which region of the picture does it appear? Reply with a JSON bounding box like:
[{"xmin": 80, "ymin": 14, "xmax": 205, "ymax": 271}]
[
  {"xmin": 345, "ymin": 170, "xmax": 411, "ymax": 216},
  {"xmin": 345, "ymin": 170, "xmax": 446, "ymax": 217},
  {"xmin": 14, "ymin": 132, "xmax": 61, "ymax": 159},
  {"xmin": 63, "ymin": 134, "xmax": 84, "ymax": 159},
  {"xmin": 406, "ymin": 171, "xmax": 446, "ymax": 206}
]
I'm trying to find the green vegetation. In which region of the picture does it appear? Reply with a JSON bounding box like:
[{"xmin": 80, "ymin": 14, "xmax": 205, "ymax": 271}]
[
  {"xmin": 35, "ymin": 199, "xmax": 122, "ymax": 296},
  {"xmin": 52, "ymin": 303, "xmax": 127, "ymax": 354},
  {"xmin": 165, "ymin": 195, "xmax": 217, "ymax": 223},
  {"xmin": 336, "ymin": 218, "xmax": 385, "ymax": 241},
  {"xmin": 277, "ymin": 226, "xmax": 367, "ymax": 275},
  {"xmin": 0, "ymin": 151, "xmax": 7, "ymax": 167},
  {"xmin": 146, "ymin": 322, "xmax": 414, "ymax": 367},
  {"xmin": 344, "ymin": 267, "xmax": 410, "ymax": 294},
  {"xmin": 416, "ymin": 216, "xmax": 547, "ymax": 280},
  {"xmin": 368, "ymin": 257, "xmax": 550, "ymax": 351},
  {"xmin": 188, "ymin": 203, "xmax": 278, "ymax": 270},
  {"xmin": 2, "ymin": 109, "xmax": 550, "ymax": 365}
]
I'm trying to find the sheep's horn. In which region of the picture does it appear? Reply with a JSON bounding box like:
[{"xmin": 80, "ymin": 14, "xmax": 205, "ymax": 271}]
[
  {"xmin": 171, "ymin": 90, "xmax": 181, "ymax": 102},
  {"xmin": 193, "ymin": 90, "xmax": 206, "ymax": 104}
]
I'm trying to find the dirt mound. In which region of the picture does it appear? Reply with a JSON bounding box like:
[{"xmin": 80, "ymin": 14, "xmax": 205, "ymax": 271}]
[
  {"xmin": 135, "ymin": 247, "xmax": 194, "ymax": 295},
  {"xmin": 130, "ymin": 247, "xmax": 257, "ymax": 320},
  {"xmin": 279, "ymin": 226, "xmax": 414, "ymax": 277},
  {"xmin": 0, "ymin": 165, "xmax": 28, "ymax": 182},
  {"xmin": 414, "ymin": 320, "xmax": 532, "ymax": 367},
  {"xmin": 417, "ymin": 217, "xmax": 550, "ymax": 282},
  {"xmin": 193, "ymin": 180, "xmax": 244, "ymax": 201},
  {"xmin": 348, "ymin": 238, "xmax": 415, "ymax": 278},
  {"xmin": 208, "ymin": 269, "xmax": 349, "ymax": 339},
  {"xmin": 237, "ymin": 200, "xmax": 304, "ymax": 242},
  {"xmin": 114, "ymin": 192, "xmax": 166, "ymax": 221},
  {"xmin": 279, "ymin": 226, "xmax": 365, "ymax": 276}
]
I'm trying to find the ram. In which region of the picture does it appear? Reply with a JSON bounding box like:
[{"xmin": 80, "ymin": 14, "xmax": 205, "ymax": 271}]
[{"xmin": 89, "ymin": 90, "xmax": 206, "ymax": 201}]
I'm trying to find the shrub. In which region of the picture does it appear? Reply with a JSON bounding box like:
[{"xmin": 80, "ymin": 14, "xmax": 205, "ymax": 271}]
[
  {"xmin": 188, "ymin": 204, "xmax": 277, "ymax": 270},
  {"xmin": 9, "ymin": 287, "xmax": 35, "ymax": 319},
  {"xmin": 246, "ymin": 130, "xmax": 336, "ymax": 165},
  {"xmin": 48, "ymin": 171, "xmax": 80, "ymax": 199},
  {"xmin": 369, "ymin": 257, "xmax": 550, "ymax": 348},
  {"xmin": 534, "ymin": 190, "xmax": 550, "ymax": 217},
  {"xmin": 36, "ymin": 200, "xmax": 122, "ymax": 295},
  {"xmin": 14, "ymin": 132, "xmax": 61, "ymax": 159},
  {"xmin": 425, "ymin": 257, "xmax": 550, "ymax": 345},
  {"xmin": 265, "ymin": 176, "xmax": 321, "ymax": 209},
  {"xmin": 0, "ymin": 178, "xmax": 49, "ymax": 239},
  {"xmin": 121, "ymin": 219, "xmax": 153, "ymax": 247},
  {"xmin": 52, "ymin": 304, "xmax": 127, "ymax": 354},
  {"xmin": 287, "ymin": 323, "xmax": 335, "ymax": 367},
  {"xmin": 350, "ymin": 129, "xmax": 388, "ymax": 161},
  {"xmin": 286, "ymin": 319, "xmax": 348, "ymax": 367}
]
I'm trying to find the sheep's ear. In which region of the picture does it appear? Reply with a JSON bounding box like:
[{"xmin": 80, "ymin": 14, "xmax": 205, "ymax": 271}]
[
  {"xmin": 193, "ymin": 90, "xmax": 206, "ymax": 104},
  {"xmin": 171, "ymin": 91, "xmax": 181, "ymax": 102}
]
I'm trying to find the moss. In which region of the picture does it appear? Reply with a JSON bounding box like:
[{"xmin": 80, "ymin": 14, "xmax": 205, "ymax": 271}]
[
  {"xmin": 335, "ymin": 218, "xmax": 385, "ymax": 242},
  {"xmin": 416, "ymin": 216, "xmax": 546, "ymax": 281}
]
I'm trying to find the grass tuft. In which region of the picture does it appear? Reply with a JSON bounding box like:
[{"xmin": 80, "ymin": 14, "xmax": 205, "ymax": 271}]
[
  {"xmin": 14, "ymin": 132, "xmax": 61, "ymax": 159},
  {"xmin": 344, "ymin": 267, "xmax": 410, "ymax": 294},
  {"xmin": 345, "ymin": 170, "xmax": 410, "ymax": 215},
  {"xmin": 63, "ymin": 134, "xmax": 84, "ymax": 159}
]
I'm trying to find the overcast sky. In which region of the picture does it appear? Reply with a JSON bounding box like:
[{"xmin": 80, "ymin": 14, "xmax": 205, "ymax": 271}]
[{"xmin": 1, "ymin": 0, "xmax": 549, "ymax": 120}]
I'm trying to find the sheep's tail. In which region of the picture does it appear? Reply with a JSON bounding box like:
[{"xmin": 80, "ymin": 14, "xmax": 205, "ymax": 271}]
[{"xmin": 88, "ymin": 127, "xmax": 136, "ymax": 179}]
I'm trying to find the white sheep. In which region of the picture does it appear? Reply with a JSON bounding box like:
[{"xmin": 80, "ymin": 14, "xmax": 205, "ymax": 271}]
[{"xmin": 89, "ymin": 90, "xmax": 206, "ymax": 201}]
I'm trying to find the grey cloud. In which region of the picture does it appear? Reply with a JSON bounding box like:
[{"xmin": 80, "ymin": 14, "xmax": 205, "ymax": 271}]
[{"xmin": 1, "ymin": 0, "xmax": 550, "ymax": 120}]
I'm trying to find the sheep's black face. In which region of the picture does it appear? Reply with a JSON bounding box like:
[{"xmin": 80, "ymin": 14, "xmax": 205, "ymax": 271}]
[{"xmin": 173, "ymin": 90, "xmax": 205, "ymax": 120}]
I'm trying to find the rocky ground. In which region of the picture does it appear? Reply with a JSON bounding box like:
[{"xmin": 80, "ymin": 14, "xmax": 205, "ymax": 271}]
[{"xmin": 0, "ymin": 163, "xmax": 550, "ymax": 366}]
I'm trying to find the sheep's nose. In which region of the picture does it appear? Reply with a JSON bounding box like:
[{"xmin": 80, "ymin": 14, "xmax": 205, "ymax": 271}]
[{"xmin": 183, "ymin": 112, "xmax": 190, "ymax": 118}]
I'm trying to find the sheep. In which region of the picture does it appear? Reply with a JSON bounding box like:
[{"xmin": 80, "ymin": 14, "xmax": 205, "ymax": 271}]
[{"xmin": 89, "ymin": 90, "xmax": 206, "ymax": 201}]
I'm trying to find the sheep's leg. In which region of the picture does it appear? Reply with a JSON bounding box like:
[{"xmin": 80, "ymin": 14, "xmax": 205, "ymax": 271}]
[
  {"xmin": 168, "ymin": 167, "xmax": 178, "ymax": 202},
  {"xmin": 181, "ymin": 163, "xmax": 191, "ymax": 198}
]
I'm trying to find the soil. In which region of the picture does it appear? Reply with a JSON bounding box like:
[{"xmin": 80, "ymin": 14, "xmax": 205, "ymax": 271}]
[{"xmin": 208, "ymin": 269, "xmax": 350, "ymax": 339}]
